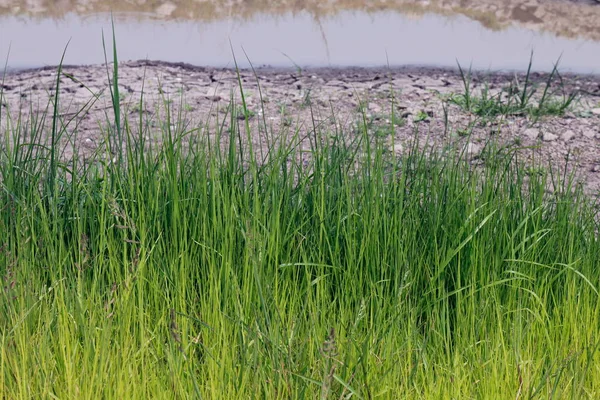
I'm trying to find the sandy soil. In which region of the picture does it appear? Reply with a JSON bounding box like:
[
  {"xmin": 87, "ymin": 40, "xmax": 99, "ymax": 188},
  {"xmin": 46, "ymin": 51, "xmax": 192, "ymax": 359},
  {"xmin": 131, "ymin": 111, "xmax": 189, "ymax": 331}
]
[{"xmin": 2, "ymin": 60, "xmax": 600, "ymax": 197}]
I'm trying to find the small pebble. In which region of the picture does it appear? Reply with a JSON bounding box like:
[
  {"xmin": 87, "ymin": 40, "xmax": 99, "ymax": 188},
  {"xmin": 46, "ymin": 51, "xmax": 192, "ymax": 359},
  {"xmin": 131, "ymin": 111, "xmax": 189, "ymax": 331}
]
[
  {"xmin": 370, "ymin": 104, "xmax": 382, "ymax": 114},
  {"xmin": 582, "ymin": 129, "xmax": 596, "ymax": 139},
  {"xmin": 561, "ymin": 130, "xmax": 576, "ymax": 142},
  {"xmin": 392, "ymin": 143, "xmax": 404, "ymax": 154},
  {"xmin": 465, "ymin": 142, "xmax": 482, "ymax": 156},
  {"xmin": 523, "ymin": 127, "xmax": 539, "ymax": 140}
]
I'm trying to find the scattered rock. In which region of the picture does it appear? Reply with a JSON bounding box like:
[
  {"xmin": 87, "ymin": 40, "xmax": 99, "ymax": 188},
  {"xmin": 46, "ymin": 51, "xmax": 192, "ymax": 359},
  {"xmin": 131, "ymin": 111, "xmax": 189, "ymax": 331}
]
[
  {"xmin": 3, "ymin": 61, "xmax": 600, "ymax": 197},
  {"xmin": 369, "ymin": 103, "xmax": 382, "ymax": 114},
  {"xmin": 591, "ymin": 108, "xmax": 600, "ymax": 116},
  {"xmin": 206, "ymin": 94, "xmax": 221, "ymax": 102},
  {"xmin": 391, "ymin": 143, "xmax": 404, "ymax": 154},
  {"xmin": 523, "ymin": 127, "xmax": 539, "ymax": 140},
  {"xmin": 542, "ymin": 132, "xmax": 558, "ymax": 142},
  {"xmin": 582, "ymin": 129, "xmax": 596, "ymax": 139},
  {"xmin": 561, "ymin": 130, "xmax": 576, "ymax": 142},
  {"xmin": 465, "ymin": 142, "xmax": 482, "ymax": 156}
]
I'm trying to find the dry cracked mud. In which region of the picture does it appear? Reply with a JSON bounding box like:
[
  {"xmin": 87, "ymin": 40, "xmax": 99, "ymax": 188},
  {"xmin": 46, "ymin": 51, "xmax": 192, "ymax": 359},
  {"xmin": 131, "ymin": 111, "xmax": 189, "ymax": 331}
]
[{"xmin": 2, "ymin": 60, "xmax": 600, "ymax": 197}]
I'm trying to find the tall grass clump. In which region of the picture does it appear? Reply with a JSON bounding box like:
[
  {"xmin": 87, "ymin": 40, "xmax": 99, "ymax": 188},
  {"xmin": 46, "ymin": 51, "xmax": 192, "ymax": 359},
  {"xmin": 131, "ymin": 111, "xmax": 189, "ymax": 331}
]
[
  {"xmin": 449, "ymin": 56, "xmax": 578, "ymax": 121},
  {"xmin": 1, "ymin": 55, "xmax": 600, "ymax": 399}
]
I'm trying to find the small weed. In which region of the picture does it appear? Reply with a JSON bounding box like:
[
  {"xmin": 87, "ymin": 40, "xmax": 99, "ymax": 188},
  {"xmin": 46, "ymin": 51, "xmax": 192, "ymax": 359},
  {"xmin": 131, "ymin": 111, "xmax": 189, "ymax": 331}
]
[
  {"xmin": 526, "ymin": 166, "xmax": 547, "ymax": 177},
  {"xmin": 301, "ymin": 88, "xmax": 312, "ymax": 108},
  {"xmin": 283, "ymin": 116, "xmax": 293, "ymax": 127},
  {"xmin": 390, "ymin": 113, "xmax": 406, "ymax": 127},
  {"xmin": 457, "ymin": 128, "xmax": 470, "ymax": 137},
  {"xmin": 450, "ymin": 55, "xmax": 577, "ymax": 120},
  {"xmin": 374, "ymin": 126, "xmax": 393, "ymax": 138},
  {"xmin": 413, "ymin": 110, "xmax": 429, "ymax": 122},
  {"xmin": 236, "ymin": 104, "xmax": 256, "ymax": 119},
  {"xmin": 356, "ymin": 100, "xmax": 369, "ymax": 114}
]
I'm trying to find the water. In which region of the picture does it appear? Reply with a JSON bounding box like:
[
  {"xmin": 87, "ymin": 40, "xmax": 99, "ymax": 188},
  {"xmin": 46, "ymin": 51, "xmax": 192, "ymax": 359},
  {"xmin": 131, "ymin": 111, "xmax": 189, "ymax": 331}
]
[{"xmin": 1, "ymin": 0, "xmax": 600, "ymax": 72}]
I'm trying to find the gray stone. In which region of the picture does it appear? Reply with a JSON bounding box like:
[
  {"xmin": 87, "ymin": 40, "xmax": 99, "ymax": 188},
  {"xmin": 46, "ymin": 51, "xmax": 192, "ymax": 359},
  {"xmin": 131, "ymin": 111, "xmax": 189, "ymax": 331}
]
[
  {"xmin": 391, "ymin": 143, "xmax": 404, "ymax": 154},
  {"xmin": 583, "ymin": 129, "xmax": 596, "ymax": 139},
  {"xmin": 369, "ymin": 103, "xmax": 382, "ymax": 114},
  {"xmin": 465, "ymin": 142, "xmax": 482, "ymax": 156},
  {"xmin": 523, "ymin": 127, "xmax": 539, "ymax": 140},
  {"xmin": 591, "ymin": 108, "xmax": 600, "ymax": 116},
  {"xmin": 561, "ymin": 130, "xmax": 576, "ymax": 142},
  {"xmin": 542, "ymin": 132, "xmax": 558, "ymax": 142}
]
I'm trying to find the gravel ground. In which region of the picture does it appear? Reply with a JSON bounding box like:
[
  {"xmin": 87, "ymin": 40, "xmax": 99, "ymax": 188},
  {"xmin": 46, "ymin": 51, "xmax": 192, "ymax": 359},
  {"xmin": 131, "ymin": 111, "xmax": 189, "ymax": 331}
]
[{"xmin": 2, "ymin": 60, "xmax": 600, "ymax": 197}]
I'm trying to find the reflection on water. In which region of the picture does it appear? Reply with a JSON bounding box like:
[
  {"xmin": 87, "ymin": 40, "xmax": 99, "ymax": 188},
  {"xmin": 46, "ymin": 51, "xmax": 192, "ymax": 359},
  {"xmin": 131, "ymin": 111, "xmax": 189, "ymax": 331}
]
[
  {"xmin": 2, "ymin": 0, "xmax": 600, "ymax": 40},
  {"xmin": 1, "ymin": 0, "xmax": 600, "ymax": 71}
]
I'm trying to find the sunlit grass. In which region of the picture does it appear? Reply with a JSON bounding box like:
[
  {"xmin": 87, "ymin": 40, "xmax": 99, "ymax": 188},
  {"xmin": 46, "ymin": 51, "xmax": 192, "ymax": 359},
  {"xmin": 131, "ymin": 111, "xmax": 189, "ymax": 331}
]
[{"xmin": 1, "ymin": 51, "xmax": 600, "ymax": 399}]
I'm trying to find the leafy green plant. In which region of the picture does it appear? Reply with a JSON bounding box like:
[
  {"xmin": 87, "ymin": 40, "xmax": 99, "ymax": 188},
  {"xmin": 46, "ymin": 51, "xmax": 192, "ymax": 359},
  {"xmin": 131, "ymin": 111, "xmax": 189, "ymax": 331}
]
[{"xmin": 413, "ymin": 110, "xmax": 429, "ymax": 122}]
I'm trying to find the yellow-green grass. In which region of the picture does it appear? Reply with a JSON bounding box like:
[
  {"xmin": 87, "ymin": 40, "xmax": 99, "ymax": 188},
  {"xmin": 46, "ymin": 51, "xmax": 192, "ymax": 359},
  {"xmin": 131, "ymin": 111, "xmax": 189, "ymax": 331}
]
[{"xmin": 1, "ymin": 48, "xmax": 600, "ymax": 399}]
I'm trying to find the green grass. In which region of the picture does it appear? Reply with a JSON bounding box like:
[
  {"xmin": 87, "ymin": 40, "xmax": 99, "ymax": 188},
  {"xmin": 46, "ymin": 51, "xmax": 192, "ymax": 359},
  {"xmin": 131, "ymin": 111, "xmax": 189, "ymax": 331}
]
[
  {"xmin": 1, "ymin": 51, "xmax": 600, "ymax": 399},
  {"xmin": 448, "ymin": 56, "xmax": 578, "ymax": 121}
]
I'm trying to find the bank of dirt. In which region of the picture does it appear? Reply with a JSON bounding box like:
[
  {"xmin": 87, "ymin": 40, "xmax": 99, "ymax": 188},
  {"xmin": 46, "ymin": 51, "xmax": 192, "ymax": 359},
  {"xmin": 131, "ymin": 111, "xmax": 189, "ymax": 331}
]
[
  {"xmin": 1, "ymin": 60, "xmax": 600, "ymax": 197},
  {"xmin": 2, "ymin": 0, "xmax": 600, "ymax": 42}
]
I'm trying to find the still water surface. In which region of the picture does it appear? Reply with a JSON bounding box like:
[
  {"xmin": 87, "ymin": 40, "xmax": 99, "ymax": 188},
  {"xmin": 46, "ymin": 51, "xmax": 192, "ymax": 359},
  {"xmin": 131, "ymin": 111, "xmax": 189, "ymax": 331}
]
[{"xmin": 1, "ymin": 0, "xmax": 600, "ymax": 72}]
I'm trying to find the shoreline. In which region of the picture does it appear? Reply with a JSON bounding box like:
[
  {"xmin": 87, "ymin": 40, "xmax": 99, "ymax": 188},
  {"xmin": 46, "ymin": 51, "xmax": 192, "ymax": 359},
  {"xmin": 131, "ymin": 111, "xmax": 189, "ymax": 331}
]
[{"xmin": 6, "ymin": 59, "xmax": 600, "ymax": 79}]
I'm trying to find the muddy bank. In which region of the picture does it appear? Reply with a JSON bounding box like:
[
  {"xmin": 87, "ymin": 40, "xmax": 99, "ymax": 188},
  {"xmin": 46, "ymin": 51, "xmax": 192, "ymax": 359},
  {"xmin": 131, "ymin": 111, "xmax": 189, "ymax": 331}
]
[
  {"xmin": 2, "ymin": 0, "xmax": 600, "ymax": 42},
  {"xmin": 1, "ymin": 60, "xmax": 600, "ymax": 197}
]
